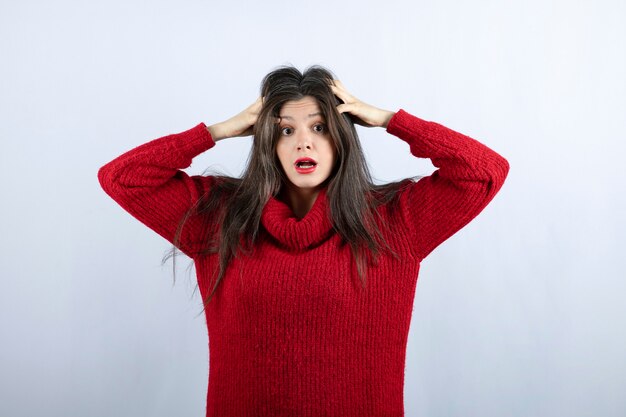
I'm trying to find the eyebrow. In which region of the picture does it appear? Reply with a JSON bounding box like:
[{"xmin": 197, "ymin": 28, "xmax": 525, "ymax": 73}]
[{"xmin": 278, "ymin": 112, "xmax": 324, "ymax": 121}]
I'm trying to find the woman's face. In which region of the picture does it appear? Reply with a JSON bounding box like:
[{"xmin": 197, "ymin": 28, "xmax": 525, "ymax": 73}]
[{"xmin": 275, "ymin": 96, "xmax": 337, "ymax": 193}]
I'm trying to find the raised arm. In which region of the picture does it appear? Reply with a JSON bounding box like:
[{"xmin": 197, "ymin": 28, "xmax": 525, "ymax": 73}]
[
  {"xmin": 97, "ymin": 98, "xmax": 263, "ymax": 258},
  {"xmin": 331, "ymin": 80, "xmax": 509, "ymax": 261},
  {"xmin": 97, "ymin": 123, "xmax": 217, "ymax": 258},
  {"xmin": 386, "ymin": 110, "xmax": 509, "ymax": 260}
]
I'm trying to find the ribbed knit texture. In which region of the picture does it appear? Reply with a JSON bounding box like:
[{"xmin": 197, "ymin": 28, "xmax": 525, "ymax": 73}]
[{"xmin": 98, "ymin": 109, "xmax": 509, "ymax": 416}]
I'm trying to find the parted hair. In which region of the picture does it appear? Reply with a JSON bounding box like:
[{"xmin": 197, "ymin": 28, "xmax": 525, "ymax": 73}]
[{"xmin": 166, "ymin": 65, "xmax": 415, "ymax": 310}]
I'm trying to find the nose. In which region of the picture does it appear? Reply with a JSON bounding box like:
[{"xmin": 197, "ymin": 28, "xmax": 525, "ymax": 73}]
[{"xmin": 295, "ymin": 131, "xmax": 312, "ymax": 150}]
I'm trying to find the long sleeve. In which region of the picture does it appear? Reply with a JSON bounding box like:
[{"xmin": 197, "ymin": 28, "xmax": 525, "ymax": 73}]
[
  {"xmin": 97, "ymin": 123, "xmax": 217, "ymax": 258},
  {"xmin": 386, "ymin": 109, "xmax": 510, "ymax": 261}
]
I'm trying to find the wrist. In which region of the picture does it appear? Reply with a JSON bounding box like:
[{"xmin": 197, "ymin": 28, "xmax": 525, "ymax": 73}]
[
  {"xmin": 379, "ymin": 110, "xmax": 396, "ymax": 128},
  {"xmin": 206, "ymin": 122, "xmax": 227, "ymax": 141}
]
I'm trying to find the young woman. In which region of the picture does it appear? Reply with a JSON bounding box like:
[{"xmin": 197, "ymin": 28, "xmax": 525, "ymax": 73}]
[{"xmin": 98, "ymin": 65, "xmax": 509, "ymax": 416}]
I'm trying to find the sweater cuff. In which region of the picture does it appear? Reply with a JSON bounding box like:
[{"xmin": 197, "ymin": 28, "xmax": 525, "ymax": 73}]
[
  {"xmin": 173, "ymin": 122, "xmax": 216, "ymax": 157},
  {"xmin": 385, "ymin": 109, "xmax": 430, "ymax": 145}
]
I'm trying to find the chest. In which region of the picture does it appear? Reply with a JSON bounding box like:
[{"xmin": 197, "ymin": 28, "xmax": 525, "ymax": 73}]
[{"xmin": 197, "ymin": 235, "xmax": 417, "ymax": 324}]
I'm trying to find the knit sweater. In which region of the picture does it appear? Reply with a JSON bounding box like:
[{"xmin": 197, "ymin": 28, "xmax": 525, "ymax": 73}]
[{"xmin": 98, "ymin": 109, "xmax": 509, "ymax": 416}]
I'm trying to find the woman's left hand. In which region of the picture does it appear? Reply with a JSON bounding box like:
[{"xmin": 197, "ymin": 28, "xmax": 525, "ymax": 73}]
[{"xmin": 330, "ymin": 80, "xmax": 396, "ymax": 128}]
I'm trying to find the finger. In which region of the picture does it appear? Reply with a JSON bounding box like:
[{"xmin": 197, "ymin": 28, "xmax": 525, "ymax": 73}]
[
  {"xmin": 336, "ymin": 103, "xmax": 353, "ymax": 114},
  {"xmin": 249, "ymin": 97, "xmax": 263, "ymax": 113},
  {"xmin": 330, "ymin": 84, "xmax": 351, "ymax": 103},
  {"xmin": 331, "ymin": 82, "xmax": 359, "ymax": 106},
  {"xmin": 334, "ymin": 80, "xmax": 355, "ymax": 97},
  {"xmin": 330, "ymin": 81, "xmax": 348, "ymax": 96},
  {"xmin": 333, "ymin": 79, "xmax": 346, "ymax": 89}
]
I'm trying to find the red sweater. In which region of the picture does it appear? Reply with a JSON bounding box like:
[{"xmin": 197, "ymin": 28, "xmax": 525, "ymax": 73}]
[{"xmin": 98, "ymin": 109, "xmax": 509, "ymax": 416}]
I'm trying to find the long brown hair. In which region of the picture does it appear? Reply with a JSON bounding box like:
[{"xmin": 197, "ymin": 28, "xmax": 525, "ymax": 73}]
[{"xmin": 165, "ymin": 65, "xmax": 418, "ymax": 310}]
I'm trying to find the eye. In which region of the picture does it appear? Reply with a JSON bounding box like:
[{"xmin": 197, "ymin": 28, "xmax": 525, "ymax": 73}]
[
  {"xmin": 280, "ymin": 127, "xmax": 293, "ymax": 136},
  {"xmin": 313, "ymin": 123, "xmax": 326, "ymax": 133}
]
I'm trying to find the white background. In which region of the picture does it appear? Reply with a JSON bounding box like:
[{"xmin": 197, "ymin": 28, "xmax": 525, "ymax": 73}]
[{"xmin": 1, "ymin": 0, "xmax": 625, "ymax": 416}]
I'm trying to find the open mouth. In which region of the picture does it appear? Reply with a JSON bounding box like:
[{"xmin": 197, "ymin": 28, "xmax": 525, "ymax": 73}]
[
  {"xmin": 295, "ymin": 161, "xmax": 317, "ymax": 168},
  {"xmin": 294, "ymin": 158, "xmax": 318, "ymax": 169},
  {"xmin": 294, "ymin": 158, "xmax": 318, "ymax": 173}
]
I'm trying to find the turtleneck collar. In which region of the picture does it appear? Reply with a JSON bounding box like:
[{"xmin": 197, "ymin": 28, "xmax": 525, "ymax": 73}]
[{"xmin": 260, "ymin": 187, "xmax": 334, "ymax": 251}]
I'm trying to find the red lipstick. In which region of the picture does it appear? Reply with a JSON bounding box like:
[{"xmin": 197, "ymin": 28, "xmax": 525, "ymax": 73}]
[{"xmin": 294, "ymin": 157, "xmax": 318, "ymax": 174}]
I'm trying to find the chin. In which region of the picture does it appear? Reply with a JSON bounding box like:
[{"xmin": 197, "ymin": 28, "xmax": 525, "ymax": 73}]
[
  {"xmin": 291, "ymin": 183, "xmax": 324, "ymax": 192},
  {"xmin": 284, "ymin": 177, "xmax": 328, "ymax": 192}
]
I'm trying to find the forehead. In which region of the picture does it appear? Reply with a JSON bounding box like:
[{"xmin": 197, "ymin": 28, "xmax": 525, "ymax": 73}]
[{"xmin": 279, "ymin": 96, "xmax": 323, "ymax": 118}]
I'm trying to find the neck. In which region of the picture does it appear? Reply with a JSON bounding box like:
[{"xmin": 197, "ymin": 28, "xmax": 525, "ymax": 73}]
[{"xmin": 278, "ymin": 186, "xmax": 322, "ymax": 219}]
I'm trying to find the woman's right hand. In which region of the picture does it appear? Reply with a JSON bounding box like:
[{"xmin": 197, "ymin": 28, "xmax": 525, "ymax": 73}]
[{"xmin": 207, "ymin": 97, "xmax": 263, "ymax": 141}]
